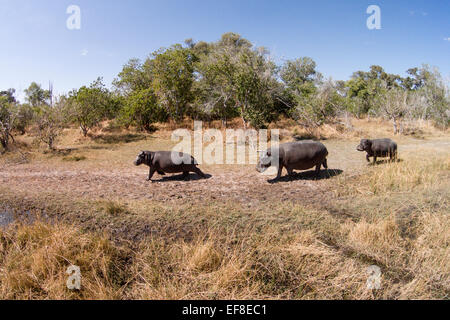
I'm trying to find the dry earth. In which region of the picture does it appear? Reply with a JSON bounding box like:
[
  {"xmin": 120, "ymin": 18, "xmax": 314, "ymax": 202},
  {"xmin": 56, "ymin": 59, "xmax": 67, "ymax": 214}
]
[
  {"xmin": 1, "ymin": 137, "xmax": 448, "ymax": 206},
  {"xmin": 0, "ymin": 121, "xmax": 449, "ymax": 300}
]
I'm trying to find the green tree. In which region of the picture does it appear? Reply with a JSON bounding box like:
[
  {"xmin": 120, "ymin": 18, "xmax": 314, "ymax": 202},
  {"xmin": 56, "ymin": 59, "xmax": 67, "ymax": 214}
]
[
  {"xmin": 150, "ymin": 44, "xmax": 196, "ymax": 122},
  {"xmin": 33, "ymin": 102, "xmax": 66, "ymax": 150},
  {"xmin": 67, "ymin": 78, "xmax": 111, "ymax": 137},
  {"xmin": 0, "ymin": 89, "xmax": 17, "ymax": 104},
  {"xmin": 376, "ymin": 86, "xmax": 408, "ymax": 134},
  {"xmin": 14, "ymin": 103, "xmax": 34, "ymax": 135},
  {"xmin": 417, "ymin": 66, "xmax": 449, "ymax": 129},
  {"xmin": 193, "ymin": 43, "xmax": 239, "ymax": 125},
  {"xmin": 120, "ymin": 88, "xmax": 167, "ymax": 131},
  {"xmin": 233, "ymin": 49, "xmax": 279, "ymax": 129},
  {"xmin": 281, "ymin": 57, "xmax": 319, "ymax": 91},
  {"xmin": 113, "ymin": 58, "xmax": 152, "ymax": 95},
  {"xmin": 290, "ymin": 79, "xmax": 344, "ymax": 130},
  {"xmin": 194, "ymin": 33, "xmax": 280, "ymax": 129},
  {"xmin": 345, "ymin": 65, "xmax": 402, "ymax": 117},
  {"xmin": 24, "ymin": 82, "xmax": 50, "ymax": 107},
  {"xmin": 0, "ymin": 96, "xmax": 16, "ymax": 151},
  {"xmin": 280, "ymin": 57, "xmax": 329, "ymax": 127}
]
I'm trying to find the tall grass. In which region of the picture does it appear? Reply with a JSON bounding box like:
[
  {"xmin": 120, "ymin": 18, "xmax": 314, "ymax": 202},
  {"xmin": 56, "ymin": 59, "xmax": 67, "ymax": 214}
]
[
  {"xmin": 0, "ymin": 222, "xmax": 128, "ymax": 299},
  {"xmin": 335, "ymin": 153, "xmax": 450, "ymax": 196},
  {"xmin": 1, "ymin": 118, "xmax": 448, "ymax": 300}
]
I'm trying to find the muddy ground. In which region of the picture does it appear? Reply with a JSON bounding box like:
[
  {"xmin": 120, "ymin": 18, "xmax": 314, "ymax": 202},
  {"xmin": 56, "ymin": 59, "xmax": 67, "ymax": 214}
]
[
  {"xmin": 2, "ymin": 139, "xmax": 448, "ymax": 201},
  {"xmin": 1, "ymin": 136, "xmax": 448, "ymax": 241}
]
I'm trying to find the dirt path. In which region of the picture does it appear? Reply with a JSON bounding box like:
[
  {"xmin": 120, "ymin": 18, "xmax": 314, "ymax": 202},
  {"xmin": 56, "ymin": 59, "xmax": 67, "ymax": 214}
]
[
  {"xmin": 1, "ymin": 138, "xmax": 447, "ymax": 206},
  {"xmin": 0, "ymin": 165, "xmax": 337, "ymax": 205}
]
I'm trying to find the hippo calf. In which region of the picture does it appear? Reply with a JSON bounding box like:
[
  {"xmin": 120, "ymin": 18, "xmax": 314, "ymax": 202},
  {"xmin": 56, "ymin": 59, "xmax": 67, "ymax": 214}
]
[
  {"xmin": 134, "ymin": 151, "xmax": 207, "ymax": 181},
  {"xmin": 256, "ymin": 141, "xmax": 329, "ymax": 180},
  {"xmin": 357, "ymin": 138, "xmax": 397, "ymax": 164}
]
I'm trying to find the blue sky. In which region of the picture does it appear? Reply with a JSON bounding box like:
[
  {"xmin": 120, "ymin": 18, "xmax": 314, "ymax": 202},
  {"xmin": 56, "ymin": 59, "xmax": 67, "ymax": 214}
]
[{"xmin": 1, "ymin": 0, "xmax": 449, "ymax": 102}]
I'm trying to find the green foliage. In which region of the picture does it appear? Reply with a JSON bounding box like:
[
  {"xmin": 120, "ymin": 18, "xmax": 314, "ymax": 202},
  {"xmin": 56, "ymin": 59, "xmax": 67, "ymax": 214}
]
[
  {"xmin": 14, "ymin": 104, "xmax": 34, "ymax": 134},
  {"xmin": 193, "ymin": 34, "xmax": 280, "ymax": 128},
  {"xmin": 33, "ymin": 103, "xmax": 65, "ymax": 150},
  {"xmin": 0, "ymin": 96, "xmax": 16, "ymax": 151},
  {"xmin": 416, "ymin": 66, "xmax": 450, "ymax": 129},
  {"xmin": 6, "ymin": 33, "xmax": 448, "ymax": 136},
  {"xmin": 0, "ymin": 89, "xmax": 17, "ymax": 104},
  {"xmin": 67, "ymin": 78, "xmax": 112, "ymax": 136},
  {"xmin": 113, "ymin": 58, "xmax": 152, "ymax": 94},
  {"xmin": 150, "ymin": 44, "xmax": 197, "ymax": 122},
  {"xmin": 289, "ymin": 79, "xmax": 344, "ymax": 128},
  {"xmin": 24, "ymin": 82, "xmax": 50, "ymax": 107},
  {"xmin": 344, "ymin": 65, "xmax": 403, "ymax": 117},
  {"xmin": 280, "ymin": 57, "xmax": 341, "ymax": 128},
  {"xmin": 233, "ymin": 49, "xmax": 279, "ymax": 129},
  {"xmin": 120, "ymin": 88, "xmax": 167, "ymax": 131},
  {"xmin": 280, "ymin": 57, "xmax": 319, "ymax": 91}
]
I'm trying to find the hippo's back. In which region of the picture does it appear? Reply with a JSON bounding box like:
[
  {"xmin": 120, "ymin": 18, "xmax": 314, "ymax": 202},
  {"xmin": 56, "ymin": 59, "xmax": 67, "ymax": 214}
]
[
  {"xmin": 281, "ymin": 141, "xmax": 328, "ymax": 170},
  {"xmin": 154, "ymin": 151, "xmax": 198, "ymax": 172},
  {"xmin": 372, "ymin": 138, "xmax": 397, "ymax": 151}
]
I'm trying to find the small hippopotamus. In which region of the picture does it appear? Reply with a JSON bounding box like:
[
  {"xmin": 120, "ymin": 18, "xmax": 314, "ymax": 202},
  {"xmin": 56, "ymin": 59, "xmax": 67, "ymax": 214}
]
[
  {"xmin": 134, "ymin": 151, "xmax": 207, "ymax": 181},
  {"xmin": 357, "ymin": 138, "xmax": 398, "ymax": 164},
  {"xmin": 256, "ymin": 141, "xmax": 329, "ymax": 180}
]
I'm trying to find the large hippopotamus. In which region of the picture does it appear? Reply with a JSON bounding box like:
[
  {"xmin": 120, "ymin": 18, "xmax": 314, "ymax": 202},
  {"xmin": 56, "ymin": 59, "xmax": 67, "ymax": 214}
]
[
  {"xmin": 356, "ymin": 138, "xmax": 398, "ymax": 164},
  {"xmin": 256, "ymin": 141, "xmax": 329, "ymax": 180},
  {"xmin": 134, "ymin": 151, "xmax": 207, "ymax": 181}
]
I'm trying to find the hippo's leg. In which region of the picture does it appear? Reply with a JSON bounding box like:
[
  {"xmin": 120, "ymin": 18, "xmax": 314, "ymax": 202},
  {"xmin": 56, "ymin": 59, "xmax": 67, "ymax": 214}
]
[
  {"xmin": 287, "ymin": 167, "xmax": 294, "ymax": 177},
  {"xmin": 192, "ymin": 166, "xmax": 207, "ymax": 178},
  {"xmin": 147, "ymin": 167, "xmax": 156, "ymax": 181},
  {"xmin": 372, "ymin": 156, "xmax": 377, "ymax": 165},
  {"xmin": 275, "ymin": 165, "xmax": 283, "ymax": 180},
  {"xmin": 390, "ymin": 149, "xmax": 397, "ymax": 162},
  {"xmin": 366, "ymin": 154, "xmax": 371, "ymax": 163},
  {"xmin": 315, "ymin": 164, "xmax": 321, "ymax": 176},
  {"xmin": 322, "ymin": 158, "xmax": 328, "ymax": 169}
]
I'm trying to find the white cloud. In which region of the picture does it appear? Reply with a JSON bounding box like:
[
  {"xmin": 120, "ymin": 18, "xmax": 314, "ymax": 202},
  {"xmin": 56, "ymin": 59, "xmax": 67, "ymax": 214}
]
[
  {"xmin": 81, "ymin": 49, "xmax": 88, "ymax": 56},
  {"xmin": 444, "ymin": 38, "xmax": 450, "ymax": 42},
  {"xmin": 409, "ymin": 10, "xmax": 428, "ymax": 17}
]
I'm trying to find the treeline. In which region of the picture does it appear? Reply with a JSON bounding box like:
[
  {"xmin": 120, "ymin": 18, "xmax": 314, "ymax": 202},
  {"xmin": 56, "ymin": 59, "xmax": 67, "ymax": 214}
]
[{"xmin": 1, "ymin": 32, "xmax": 449, "ymax": 151}]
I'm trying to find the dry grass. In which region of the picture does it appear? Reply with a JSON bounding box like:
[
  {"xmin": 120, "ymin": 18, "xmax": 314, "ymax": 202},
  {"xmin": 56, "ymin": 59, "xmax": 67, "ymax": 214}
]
[
  {"xmin": 0, "ymin": 222, "xmax": 129, "ymax": 299},
  {"xmin": 335, "ymin": 153, "xmax": 450, "ymax": 196},
  {"xmin": 0, "ymin": 117, "xmax": 449, "ymax": 300}
]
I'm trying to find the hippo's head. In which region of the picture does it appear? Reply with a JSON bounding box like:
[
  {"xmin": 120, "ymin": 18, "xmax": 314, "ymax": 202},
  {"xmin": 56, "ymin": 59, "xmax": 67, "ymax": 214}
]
[
  {"xmin": 357, "ymin": 139, "xmax": 372, "ymax": 152},
  {"xmin": 134, "ymin": 151, "xmax": 147, "ymax": 166},
  {"xmin": 256, "ymin": 150, "xmax": 274, "ymax": 173}
]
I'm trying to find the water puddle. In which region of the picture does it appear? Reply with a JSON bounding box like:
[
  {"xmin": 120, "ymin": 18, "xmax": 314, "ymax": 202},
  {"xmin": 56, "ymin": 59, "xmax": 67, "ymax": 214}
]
[
  {"xmin": 0, "ymin": 206, "xmax": 35, "ymax": 228},
  {"xmin": 0, "ymin": 207, "xmax": 15, "ymax": 227}
]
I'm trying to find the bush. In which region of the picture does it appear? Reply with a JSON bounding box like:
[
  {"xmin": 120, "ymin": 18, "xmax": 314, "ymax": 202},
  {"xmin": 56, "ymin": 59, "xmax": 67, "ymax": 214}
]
[
  {"xmin": 119, "ymin": 88, "xmax": 167, "ymax": 132},
  {"xmin": 33, "ymin": 104, "xmax": 65, "ymax": 150}
]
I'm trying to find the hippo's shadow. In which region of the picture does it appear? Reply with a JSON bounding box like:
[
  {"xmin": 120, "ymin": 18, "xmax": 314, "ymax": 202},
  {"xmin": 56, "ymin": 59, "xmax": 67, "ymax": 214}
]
[
  {"xmin": 44, "ymin": 148, "xmax": 78, "ymax": 156},
  {"xmin": 267, "ymin": 169, "xmax": 343, "ymax": 184},
  {"xmin": 370, "ymin": 158, "xmax": 403, "ymax": 166},
  {"xmin": 91, "ymin": 133, "xmax": 147, "ymax": 144},
  {"xmin": 152, "ymin": 173, "xmax": 212, "ymax": 182}
]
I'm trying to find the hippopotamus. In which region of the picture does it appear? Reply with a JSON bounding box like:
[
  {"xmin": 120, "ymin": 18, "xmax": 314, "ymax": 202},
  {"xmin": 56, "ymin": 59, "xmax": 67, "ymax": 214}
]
[
  {"xmin": 256, "ymin": 141, "xmax": 329, "ymax": 180},
  {"xmin": 356, "ymin": 138, "xmax": 398, "ymax": 164},
  {"xmin": 134, "ymin": 151, "xmax": 207, "ymax": 181}
]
